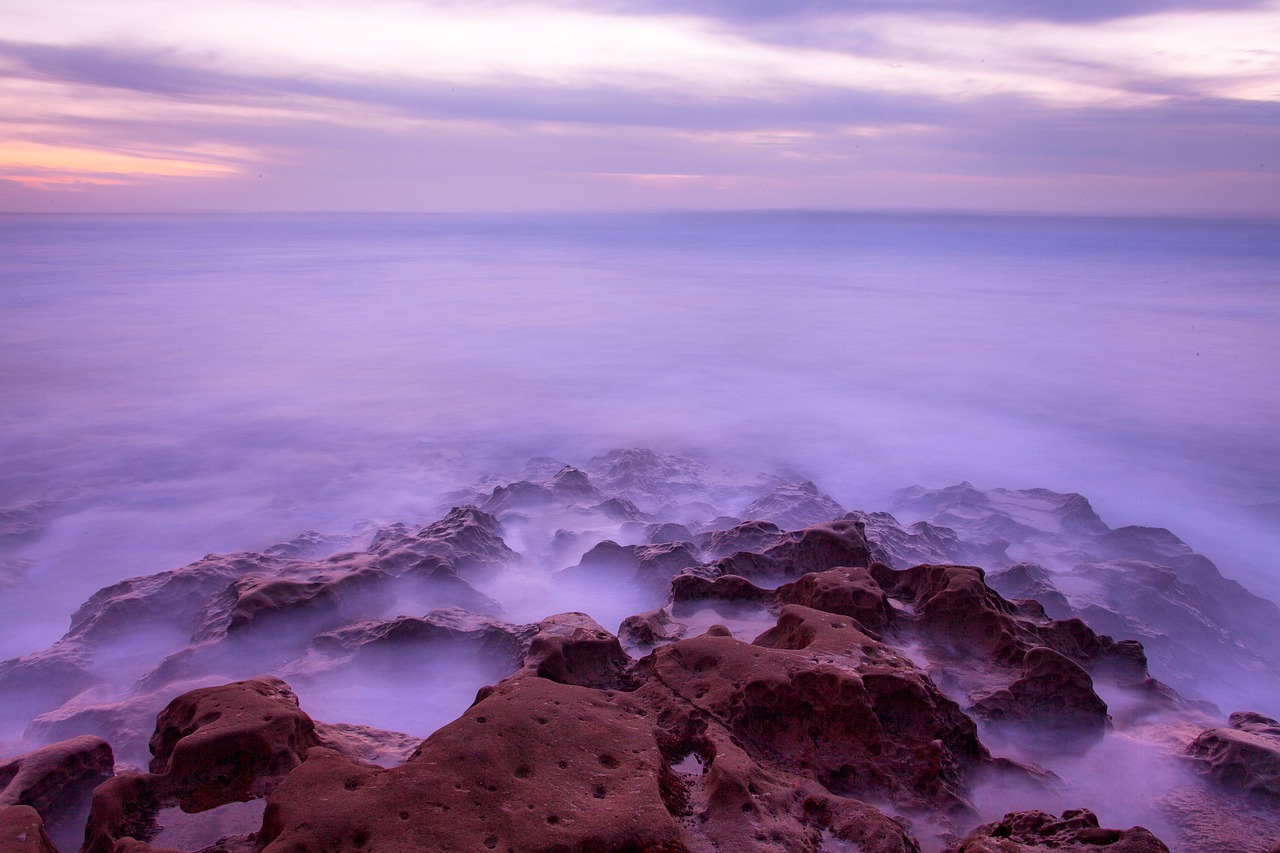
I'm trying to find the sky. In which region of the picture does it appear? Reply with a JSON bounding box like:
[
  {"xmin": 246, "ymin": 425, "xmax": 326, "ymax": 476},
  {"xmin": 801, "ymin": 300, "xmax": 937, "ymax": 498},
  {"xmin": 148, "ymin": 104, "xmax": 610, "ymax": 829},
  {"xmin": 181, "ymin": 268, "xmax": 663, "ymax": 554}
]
[{"xmin": 1, "ymin": 0, "xmax": 1278, "ymax": 214}]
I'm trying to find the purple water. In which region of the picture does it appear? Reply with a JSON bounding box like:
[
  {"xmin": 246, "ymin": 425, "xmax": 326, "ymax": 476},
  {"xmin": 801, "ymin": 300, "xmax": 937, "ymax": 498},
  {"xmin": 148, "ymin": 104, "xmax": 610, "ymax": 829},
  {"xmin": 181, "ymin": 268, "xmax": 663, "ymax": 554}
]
[{"xmin": 2, "ymin": 212, "xmax": 1277, "ymax": 658}]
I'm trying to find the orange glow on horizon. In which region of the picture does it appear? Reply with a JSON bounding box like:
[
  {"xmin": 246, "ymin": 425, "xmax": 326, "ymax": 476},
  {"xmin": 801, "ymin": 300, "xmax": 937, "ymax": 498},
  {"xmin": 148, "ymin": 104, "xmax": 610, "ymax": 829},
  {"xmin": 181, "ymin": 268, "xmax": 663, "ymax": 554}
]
[{"xmin": 0, "ymin": 142, "xmax": 239, "ymax": 189}]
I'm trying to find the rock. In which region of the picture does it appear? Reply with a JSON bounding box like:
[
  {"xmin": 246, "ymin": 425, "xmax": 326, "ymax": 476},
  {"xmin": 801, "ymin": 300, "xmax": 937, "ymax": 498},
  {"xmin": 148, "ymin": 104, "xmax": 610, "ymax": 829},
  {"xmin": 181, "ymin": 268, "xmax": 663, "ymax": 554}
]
[
  {"xmin": 82, "ymin": 676, "xmax": 324, "ymax": 853},
  {"xmin": 0, "ymin": 734, "xmax": 114, "ymax": 851},
  {"xmin": 775, "ymin": 566, "xmax": 894, "ymax": 634},
  {"xmin": 618, "ymin": 608, "xmax": 687, "ymax": 648},
  {"xmin": 646, "ymin": 522, "xmax": 694, "ymax": 544},
  {"xmin": 640, "ymin": 604, "xmax": 988, "ymax": 811},
  {"xmin": 148, "ymin": 675, "xmax": 321, "ymax": 811},
  {"xmin": 987, "ymin": 563, "xmax": 1074, "ymax": 620},
  {"xmin": 547, "ymin": 465, "xmax": 601, "ymax": 501},
  {"xmin": 946, "ymin": 808, "xmax": 1169, "ymax": 851},
  {"xmin": 851, "ymin": 511, "xmax": 1010, "ymax": 572},
  {"xmin": 522, "ymin": 613, "xmax": 633, "ymax": 689},
  {"xmin": 969, "ymin": 647, "xmax": 1109, "ymax": 735},
  {"xmin": 480, "ymin": 480, "xmax": 561, "ymax": 514},
  {"xmin": 258, "ymin": 676, "xmax": 688, "ymax": 853},
  {"xmin": 670, "ymin": 573, "xmax": 773, "ymax": 606},
  {"xmin": 311, "ymin": 722, "xmax": 421, "ymax": 768},
  {"xmin": 0, "ymin": 805, "xmax": 58, "ymax": 853},
  {"xmin": 304, "ymin": 607, "xmax": 532, "ymax": 676},
  {"xmin": 1, "ymin": 734, "xmax": 115, "ymax": 814},
  {"xmin": 1186, "ymin": 711, "xmax": 1280, "ymax": 802},
  {"xmin": 557, "ymin": 540, "xmax": 703, "ymax": 595},
  {"xmin": 740, "ymin": 480, "xmax": 844, "ymax": 530},
  {"xmin": 374, "ymin": 506, "xmax": 517, "ymax": 581},
  {"xmin": 698, "ymin": 520, "xmax": 784, "ymax": 560}
]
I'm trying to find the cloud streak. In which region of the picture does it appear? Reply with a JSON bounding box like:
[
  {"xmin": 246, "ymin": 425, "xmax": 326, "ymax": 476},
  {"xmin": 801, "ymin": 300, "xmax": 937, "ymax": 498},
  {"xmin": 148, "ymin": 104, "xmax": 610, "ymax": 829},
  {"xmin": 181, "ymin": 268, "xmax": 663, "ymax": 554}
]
[{"xmin": 0, "ymin": 0, "xmax": 1277, "ymax": 212}]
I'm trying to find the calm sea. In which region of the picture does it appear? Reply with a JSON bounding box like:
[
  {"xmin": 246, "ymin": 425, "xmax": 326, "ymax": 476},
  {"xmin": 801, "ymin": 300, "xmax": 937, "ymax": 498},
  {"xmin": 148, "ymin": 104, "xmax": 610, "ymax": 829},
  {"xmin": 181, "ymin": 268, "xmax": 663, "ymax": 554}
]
[{"xmin": 2, "ymin": 212, "xmax": 1277, "ymax": 657}]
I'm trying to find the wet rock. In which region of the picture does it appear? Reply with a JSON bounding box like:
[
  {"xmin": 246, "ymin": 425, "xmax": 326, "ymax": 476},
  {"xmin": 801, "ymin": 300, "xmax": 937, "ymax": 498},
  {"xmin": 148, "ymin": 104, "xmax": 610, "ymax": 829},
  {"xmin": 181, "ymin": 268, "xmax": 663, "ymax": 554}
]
[
  {"xmin": 969, "ymin": 647, "xmax": 1110, "ymax": 735},
  {"xmin": 987, "ymin": 563, "xmax": 1074, "ymax": 621},
  {"xmin": 305, "ymin": 607, "xmax": 532, "ymax": 675},
  {"xmin": 82, "ymin": 676, "xmax": 323, "ymax": 853},
  {"xmin": 647, "ymin": 522, "xmax": 694, "ymax": 544},
  {"xmin": 258, "ymin": 675, "xmax": 688, "ymax": 853},
  {"xmin": 1186, "ymin": 711, "xmax": 1280, "ymax": 802},
  {"xmin": 945, "ymin": 808, "xmax": 1169, "ymax": 852},
  {"xmin": 740, "ymin": 480, "xmax": 844, "ymax": 531},
  {"xmin": 1, "ymin": 734, "xmax": 114, "ymax": 813},
  {"xmin": 1, "ymin": 734, "xmax": 114, "ymax": 849},
  {"xmin": 546, "ymin": 465, "xmax": 602, "ymax": 501},
  {"xmin": 522, "ymin": 613, "xmax": 633, "ymax": 689},
  {"xmin": 148, "ymin": 675, "xmax": 320, "ymax": 811},
  {"xmin": 0, "ymin": 805, "xmax": 57, "ymax": 853},
  {"xmin": 698, "ymin": 520, "xmax": 784, "ymax": 560},
  {"xmin": 373, "ymin": 505, "xmax": 517, "ymax": 581},
  {"xmin": 775, "ymin": 566, "xmax": 894, "ymax": 634},
  {"xmin": 851, "ymin": 511, "xmax": 1010, "ymax": 573},
  {"xmin": 641, "ymin": 604, "xmax": 988, "ymax": 811},
  {"xmin": 618, "ymin": 608, "xmax": 687, "ymax": 648},
  {"xmin": 670, "ymin": 573, "xmax": 773, "ymax": 606},
  {"xmin": 311, "ymin": 722, "xmax": 421, "ymax": 768},
  {"xmin": 480, "ymin": 480, "xmax": 561, "ymax": 514},
  {"xmin": 558, "ymin": 540, "xmax": 703, "ymax": 595}
]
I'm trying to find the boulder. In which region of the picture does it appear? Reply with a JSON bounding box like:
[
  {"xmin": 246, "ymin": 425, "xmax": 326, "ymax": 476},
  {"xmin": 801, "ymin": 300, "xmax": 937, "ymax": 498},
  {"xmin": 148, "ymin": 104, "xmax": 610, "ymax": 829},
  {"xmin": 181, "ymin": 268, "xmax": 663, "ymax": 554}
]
[
  {"xmin": 945, "ymin": 808, "xmax": 1169, "ymax": 852},
  {"xmin": 0, "ymin": 805, "xmax": 58, "ymax": 853},
  {"xmin": 1186, "ymin": 711, "xmax": 1280, "ymax": 802}
]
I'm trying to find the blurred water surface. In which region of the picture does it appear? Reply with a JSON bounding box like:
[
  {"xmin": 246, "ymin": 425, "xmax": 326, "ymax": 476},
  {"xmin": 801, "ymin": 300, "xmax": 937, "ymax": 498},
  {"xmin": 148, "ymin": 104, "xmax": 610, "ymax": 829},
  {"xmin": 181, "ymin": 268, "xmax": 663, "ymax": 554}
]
[{"xmin": 1, "ymin": 212, "xmax": 1277, "ymax": 657}]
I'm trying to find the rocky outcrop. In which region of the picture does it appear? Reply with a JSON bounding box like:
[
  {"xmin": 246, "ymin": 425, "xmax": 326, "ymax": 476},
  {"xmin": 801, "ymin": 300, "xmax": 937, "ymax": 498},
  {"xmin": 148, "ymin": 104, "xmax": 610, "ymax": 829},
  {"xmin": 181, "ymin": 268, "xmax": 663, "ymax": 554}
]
[
  {"xmin": 740, "ymin": 480, "xmax": 844, "ymax": 530},
  {"xmin": 0, "ymin": 805, "xmax": 58, "ymax": 853},
  {"xmin": 1, "ymin": 734, "xmax": 114, "ymax": 814},
  {"xmin": 969, "ymin": 647, "xmax": 1109, "ymax": 735},
  {"xmin": 259, "ymin": 675, "xmax": 688, "ymax": 853},
  {"xmin": 0, "ymin": 734, "xmax": 113, "ymax": 851},
  {"xmin": 1186, "ymin": 711, "xmax": 1280, "ymax": 802},
  {"xmin": 557, "ymin": 540, "xmax": 703, "ymax": 595},
  {"xmin": 83, "ymin": 676, "xmax": 321, "ymax": 852},
  {"xmin": 370, "ymin": 505, "xmax": 517, "ymax": 580},
  {"xmin": 946, "ymin": 808, "xmax": 1169, "ymax": 852}
]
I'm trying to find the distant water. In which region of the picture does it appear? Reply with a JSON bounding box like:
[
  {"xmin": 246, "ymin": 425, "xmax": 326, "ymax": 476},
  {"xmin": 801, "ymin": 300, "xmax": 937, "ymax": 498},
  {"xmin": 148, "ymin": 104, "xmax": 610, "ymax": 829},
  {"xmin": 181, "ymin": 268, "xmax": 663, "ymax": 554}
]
[{"xmin": 2, "ymin": 212, "xmax": 1278, "ymax": 657}]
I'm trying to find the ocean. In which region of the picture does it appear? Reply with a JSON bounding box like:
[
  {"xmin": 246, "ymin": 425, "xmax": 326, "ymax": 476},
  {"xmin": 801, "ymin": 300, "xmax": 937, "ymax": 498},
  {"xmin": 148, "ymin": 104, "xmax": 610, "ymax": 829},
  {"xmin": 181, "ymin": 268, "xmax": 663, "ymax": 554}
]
[{"xmin": 2, "ymin": 211, "xmax": 1278, "ymax": 660}]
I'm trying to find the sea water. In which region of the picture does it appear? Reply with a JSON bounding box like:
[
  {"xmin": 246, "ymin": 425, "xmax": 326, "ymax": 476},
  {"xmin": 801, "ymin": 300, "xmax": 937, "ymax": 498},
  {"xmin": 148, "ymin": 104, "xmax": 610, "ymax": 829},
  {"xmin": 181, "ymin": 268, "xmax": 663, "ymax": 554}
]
[{"xmin": 1, "ymin": 212, "xmax": 1277, "ymax": 659}]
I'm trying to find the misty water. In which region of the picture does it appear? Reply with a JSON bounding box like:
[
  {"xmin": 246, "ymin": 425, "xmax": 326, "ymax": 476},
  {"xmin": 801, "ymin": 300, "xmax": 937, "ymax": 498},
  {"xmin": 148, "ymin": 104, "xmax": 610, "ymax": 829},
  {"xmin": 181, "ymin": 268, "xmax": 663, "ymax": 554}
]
[
  {"xmin": 3, "ymin": 213, "xmax": 1278, "ymax": 653},
  {"xmin": 4, "ymin": 211, "xmax": 1279, "ymax": 849},
  {"xmin": 4, "ymin": 212, "xmax": 1277, "ymax": 661}
]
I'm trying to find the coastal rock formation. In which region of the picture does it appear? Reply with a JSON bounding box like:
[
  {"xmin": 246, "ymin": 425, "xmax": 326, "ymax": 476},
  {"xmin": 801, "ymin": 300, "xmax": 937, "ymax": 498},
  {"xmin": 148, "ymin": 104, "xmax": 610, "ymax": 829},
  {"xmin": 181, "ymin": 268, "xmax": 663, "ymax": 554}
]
[
  {"xmin": 259, "ymin": 676, "xmax": 688, "ymax": 853},
  {"xmin": 4, "ymin": 451, "xmax": 1277, "ymax": 851},
  {"xmin": 1186, "ymin": 711, "xmax": 1280, "ymax": 802},
  {"xmin": 946, "ymin": 808, "xmax": 1169, "ymax": 852},
  {"xmin": 969, "ymin": 647, "xmax": 1109, "ymax": 736},
  {"xmin": 83, "ymin": 676, "xmax": 322, "ymax": 852},
  {"xmin": 0, "ymin": 805, "xmax": 58, "ymax": 853}
]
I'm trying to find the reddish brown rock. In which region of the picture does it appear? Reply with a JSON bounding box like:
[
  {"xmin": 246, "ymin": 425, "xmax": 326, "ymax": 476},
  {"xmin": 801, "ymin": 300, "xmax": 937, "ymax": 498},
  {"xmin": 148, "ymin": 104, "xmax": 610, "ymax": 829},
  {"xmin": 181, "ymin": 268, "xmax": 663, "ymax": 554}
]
[
  {"xmin": 259, "ymin": 675, "xmax": 688, "ymax": 853},
  {"xmin": 371, "ymin": 505, "xmax": 517, "ymax": 581},
  {"xmin": 970, "ymin": 647, "xmax": 1110, "ymax": 735},
  {"xmin": 945, "ymin": 808, "xmax": 1169, "ymax": 852},
  {"xmin": 521, "ymin": 613, "xmax": 633, "ymax": 689},
  {"xmin": 0, "ymin": 734, "xmax": 114, "ymax": 816},
  {"xmin": 698, "ymin": 520, "xmax": 784, "ymax": 560},
  {"xmin": 83, "ymin": 676, "xmax": 322, "ymax": 853},
  {"xmin": 147, "ymin": 675, "xmax": 320, "ymax": 810},
  {"xmin": 639, "ymin": 604, "xmax": 987, "ymax": 811},
  {"xmin": 618, "ymin": 608, "xmax": 687, "ymax": 647},
  {"xmin": 1186, "ymin": 711, "xmax": 1280, "ymax": 802},
  {"xmin": 0, "ymin": 805, "xmax": 58, "ymax": 853},
  {"xmin": 775, "ymin": 566, "xmax": 894, "ymax": 633},
  {"xmin": 670, "ymin": 573, "xmax": 773, "ymax": 605}
]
